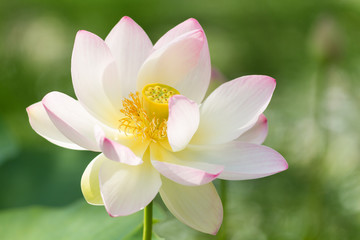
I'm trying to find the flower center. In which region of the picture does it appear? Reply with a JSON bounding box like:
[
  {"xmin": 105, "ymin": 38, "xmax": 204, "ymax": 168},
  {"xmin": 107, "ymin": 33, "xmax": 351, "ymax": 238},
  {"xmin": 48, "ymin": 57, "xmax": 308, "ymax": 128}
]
[
  {"xmin": 142, "ymin": 83, "xmax": 179, "ymax": 120},
  {"xmin": 118, "ymin": 83, "xmax": 179, "ymax": 142}
]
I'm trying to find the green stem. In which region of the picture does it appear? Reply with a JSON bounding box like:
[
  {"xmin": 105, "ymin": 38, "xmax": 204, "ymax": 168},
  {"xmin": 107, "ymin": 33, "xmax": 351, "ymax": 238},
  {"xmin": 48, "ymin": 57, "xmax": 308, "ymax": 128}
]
[{"xmin": 142, "ymin": 201, "xmax": 153, "ymax": 240}]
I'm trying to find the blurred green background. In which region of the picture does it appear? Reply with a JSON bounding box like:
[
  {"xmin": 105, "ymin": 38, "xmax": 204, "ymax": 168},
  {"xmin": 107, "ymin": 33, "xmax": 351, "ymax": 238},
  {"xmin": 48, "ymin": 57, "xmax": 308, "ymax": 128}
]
[{"xmin": 1, "ymin": 0, "xmax": 360, "ymax": 239}]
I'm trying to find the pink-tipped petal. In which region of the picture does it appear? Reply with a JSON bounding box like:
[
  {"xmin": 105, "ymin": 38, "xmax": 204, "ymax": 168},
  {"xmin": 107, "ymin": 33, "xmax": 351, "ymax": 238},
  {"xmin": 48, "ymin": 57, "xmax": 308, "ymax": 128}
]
[
  {"xmin": 26, "ymin": 102, "xmax": 84, "ymax": 150},
  {"xmin": 71, "ymin": 30, "xmax": 121, "ymax": 128},
  {"xmin": 150, "ymin": 144, "xmax": 223, "ymax": 186},
  {"xmin": 167, "ymin": 95, "xmax": 200, "ymax": 152},
  {"xmin": 152, "ymin": 160, "xmax": 221, "ymax": 186},
  {"xmin": 183, "ymin": 142, "xmax": 288, "ymax": 180},
  {"xmin": 81, "ymin": 154, "xmax": 105, "ymax": 205},
  {"xmin": 153, "ymin": 19, "xmax": 211, "ymax": 103},
  {"xmin": 137, "ymin": 30, "xmax": 206, "ymax": 102},
  {"xmin": 95, "ymin": 126, "xmax": 145, "ymax": 165},
  {"xmin": 160, "ymin": 176, "xmax": 223, "ymax": 235},
  {"xmin": 42, "ymin": 91, "xmax": 101, "ymax": 151},
  {"xmin": 154, "ymin": 18, "xmax": 203, "ymax": 49},
  {"xmin": 237, "ymin": 114, "xmax": 268, "ymax": 144},
  {"xmin": 99, "ymin": 152, "xmax": 161, "ymax": 217},
  {"xmin": 105, "ymin": 16, "xmax": 153, "ymax": 102},
  {"xmin": 191, "ymin": 75, "xmax": 276, "ymax": 145}
]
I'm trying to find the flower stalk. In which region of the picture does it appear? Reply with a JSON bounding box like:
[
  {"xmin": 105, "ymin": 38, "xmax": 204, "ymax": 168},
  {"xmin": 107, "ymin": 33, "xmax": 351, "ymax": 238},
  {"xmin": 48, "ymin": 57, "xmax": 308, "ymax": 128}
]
[{"xmin": 143, "ymin": 201, "xmax": 153, "ymax": 240}]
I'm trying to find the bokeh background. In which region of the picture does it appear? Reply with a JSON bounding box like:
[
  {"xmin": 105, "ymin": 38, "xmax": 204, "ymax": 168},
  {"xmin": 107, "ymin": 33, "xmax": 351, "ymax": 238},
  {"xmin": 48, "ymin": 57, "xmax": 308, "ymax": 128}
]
[{"xmin": 1, "ymin": 0, "xmax": 360, "ymax": 239}]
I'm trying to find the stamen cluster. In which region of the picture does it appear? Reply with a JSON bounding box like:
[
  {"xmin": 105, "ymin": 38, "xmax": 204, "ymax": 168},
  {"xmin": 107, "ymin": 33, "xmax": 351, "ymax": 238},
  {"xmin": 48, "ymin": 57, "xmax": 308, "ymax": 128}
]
[{"xmin": 119, "ymin": 92, "xmax": 167, "ymax": 142}]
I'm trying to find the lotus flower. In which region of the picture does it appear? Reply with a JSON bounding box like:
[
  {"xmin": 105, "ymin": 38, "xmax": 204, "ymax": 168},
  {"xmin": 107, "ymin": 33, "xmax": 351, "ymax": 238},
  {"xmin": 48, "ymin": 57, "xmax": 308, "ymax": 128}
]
[{"xmin": 26, "ymin": 17, "xmax": 288, "ymax": 235}]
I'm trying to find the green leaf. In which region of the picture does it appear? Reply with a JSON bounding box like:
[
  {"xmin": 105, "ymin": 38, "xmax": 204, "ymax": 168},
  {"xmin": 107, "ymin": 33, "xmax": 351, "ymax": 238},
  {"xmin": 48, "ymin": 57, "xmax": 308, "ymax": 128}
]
[{"xmin": 0, "ymin": 200, "xmax": 166, "ymax": 240}]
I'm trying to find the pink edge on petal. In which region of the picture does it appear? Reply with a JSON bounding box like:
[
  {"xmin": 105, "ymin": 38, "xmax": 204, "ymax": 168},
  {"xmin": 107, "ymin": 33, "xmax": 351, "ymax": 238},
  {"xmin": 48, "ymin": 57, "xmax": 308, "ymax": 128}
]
[
  {"xmin": 151, "ymin": 160, "xmax": 223, "ymax": 186},
  {"xmin": 119, "ymin": 16, "xmax": 137, "ymax": 26},
  {"xmin": 193, "ymin": 29, "xmax": 205, "ymax": 42},
  {"xmin": 259, "ymin": 114, "xmax": 268, "ymax": 124},
  {"xmin": 101, "ymin": 138, "xmax": 143, "ymax": 165},
  {"xmin": 75, "ymin": 30, "xmax": 96, "ymax": 40},
  {"xmin": 154, "ymin": 17, "xmax": 204, "ymax": 50},
  {"xmin": 281, "ymin": 159, "xmax": 289, "ymax": 171},
  {"xmin": 41, "ymin": 95, "xmax": 99, "ymax": 151},
  {"xmin": 107, "ymin": 211, "xmax": 116, "ymax": 218},
  {"xmin": 121, "ymin": 16, "xmax": 131, "ymax": 20},
  {"xmin": 187, "ymin": 18, "xmax": 202, "ymax": 28},
  {"xmin": 211, "ymin": 210, "xmax": 223, "ymax": 235},
  {"xmin": 167, "ymin": 95, "xmax": 200, "ymax": 152},
  {"xmin": 94, "ymin": 126, "xmax": 143, "ymax": 166}
]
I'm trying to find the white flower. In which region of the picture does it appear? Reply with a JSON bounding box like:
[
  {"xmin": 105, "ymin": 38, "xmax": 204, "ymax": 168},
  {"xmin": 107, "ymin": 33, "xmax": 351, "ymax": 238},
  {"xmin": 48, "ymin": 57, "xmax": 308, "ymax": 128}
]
[{"xmin": 26, "ymin": 17, "xmax": 288, "ymax": 234}]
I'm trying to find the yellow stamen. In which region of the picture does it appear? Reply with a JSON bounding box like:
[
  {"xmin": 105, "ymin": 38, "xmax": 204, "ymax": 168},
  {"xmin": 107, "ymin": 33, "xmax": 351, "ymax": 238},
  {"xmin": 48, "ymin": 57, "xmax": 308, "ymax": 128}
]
[{"xmin": 118, "ymin": 83, "xmax": 179, "ymax": 142}]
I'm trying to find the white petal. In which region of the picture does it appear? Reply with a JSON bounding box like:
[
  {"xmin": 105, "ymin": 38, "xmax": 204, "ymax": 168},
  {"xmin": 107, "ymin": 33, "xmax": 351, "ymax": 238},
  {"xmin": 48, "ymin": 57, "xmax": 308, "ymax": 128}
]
[
  {"xmin": 152, "ymin": 160, "xmax": 221, "ymax": 186},
  {"xmin": 154, "ymin": 18, "xmax": 211, "ymax": 103},
  {"xmin": 95, "ymin": 126, "xmax": 146, "ymax": 165},
  {"xmin": 26, "ymin": 102, "xmax": 84, "ymax": 150},
  {"xmin": 154, "ymin": 18, "xmax": 203, "ymax": 49},
  {"xmin": 160, "ymin": 176, "xmax": 223, "ymax": 235},
  {"xmin": 151, "ymin": 144, "xmax": 222, "ymax": 186},
  {"xmin": 81, "ymin": 154, "xmax": 105, "ymax": 205},
  {"xmin": 182, "ymin": 142, "xmax": 288, "ymax": 180},
  {"xmin": 237, "ymin": 114, "xmax": 268, "ymax": 144},
  {"xmin": 71, "ymin": 30, "xmax": 121, "ymax": 128},
  {"xmin": 167, "ymin": 95, "xmax": 199, "ymax": 152},
  {"xmin": 105, "ymin": 16, "xmax": 153, "ymax": 102},
  {"xmin": 42, "ymin": 91, "xmax": 100, "ymax": 151},
  {"xmin": 137, "ymin": 30, "xmax": 205, "ymax": 101},
  {"xmin": 99, "ymin": 151, "xmax": 161, "ymax": 216},
  {"xmin": 191, "ymin": 75, "xmax": 276, "ymax": 145}
]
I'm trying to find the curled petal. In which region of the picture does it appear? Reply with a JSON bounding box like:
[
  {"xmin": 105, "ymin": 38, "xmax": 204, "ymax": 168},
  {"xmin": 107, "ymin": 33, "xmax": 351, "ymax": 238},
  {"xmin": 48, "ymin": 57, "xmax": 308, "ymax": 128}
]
[
  {"xmin": 151, "ymin": 160, "xmax": 221, "ymax": 186},
  {"xmin": 81, "ymin": 154, "xmax": 105, "ymax": 205},
  {"xmin": 42, "ymin": 91, "xmax": 100, "ymax": 151},
  {"xmin": 237, "ymin": 114, "xmax": 268, "ymax": 144},
  {"xmin": 154, "ymin": 18, "xmax": 203, "ymax": 49},
  {"xmin": 151, "ymin": 144, "xmax": 223, "ymax": 186},
  {"xmin": 137, "ymin": 30, "xmax": 205, "ymax": 101},
  {"xmin": 167, "ymin": 95, "xmax": 199, "ymax": 152},
  {"xmin": 95, "ymin": 126, "xmax": 146, "ymax": 165},
  {"xmin": 99, "ymin": 150, "xmax": 161, "ymax": 217},
  {"xmin": 26, "ymin": 102, "xmax": 84, "ymax": 150},
  {"xmin": 192, "ymin": 75, "xmax": 276, "ymax": 145},
  {"xmin": 160, "ymin": 176, "xmax": 223, "ymax": 235},
  {"xmin": 154, "ymin": 18, "xmax": 211, "ymax": 103}
]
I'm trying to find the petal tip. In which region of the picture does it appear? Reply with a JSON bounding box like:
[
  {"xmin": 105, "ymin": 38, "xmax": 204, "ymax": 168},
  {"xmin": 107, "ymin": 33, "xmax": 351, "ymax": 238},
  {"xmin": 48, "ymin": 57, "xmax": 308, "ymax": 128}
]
[
  {"xmin": 25, "ymin": 105, "xmax": 33, "ymax": 113},
  {"xmin": 184, "ymin": 18, "xmax": 202, "ymax": 30},
  {"xmin": 248, "ymin": 75, "xmax": 276, "ymax": 87},
  {"xmin": 76, "ymin": 30, "xmax": 89, "ymax": 36},
  {"xmin": 120, "ymin": 16, "xmax": 135, "ymax": 23},
  {"xmin": 74, "ymin": 30, "xmax": 99, "ymax": 43},
  {"xmin": 192, "ymin": 29, "xmax": 205, "ymax": 41},
  {"xmin": 211, "ymin": 207, "xmax": 223, "ymax": 235},
  {"xmin": 262, "ymin": 75, "xmax": 276, "ymax": 85},
  {"xmin": 275, "ymin": 157, "xmax": 289, "ymax": 173},
  {"xmin": 282, "ymin": 159, "xmax": 289, "ymax": 171},
  {"xmin": 106, "ymin": 209, "xmax": 117, "ymax": 218},
  {"xmin": 188, "ymin": 17, "xmax": 200, "ymax": 25},
  {"xmin": 211, "ymin": 226, "xmax": 221, "ymax": 235},
  {"xmin": 259, "ymin": 114, "xmax": 268, "ymax": 124}
]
